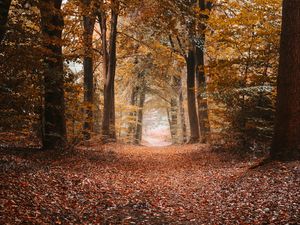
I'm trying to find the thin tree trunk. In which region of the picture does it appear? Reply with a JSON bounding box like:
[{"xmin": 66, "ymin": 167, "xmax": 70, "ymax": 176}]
[
  {"xmin": 271, "ymin": 0, "xmax": 300, "ymax": 160},
  {"xmin": 178, "ymin": 76, "xmax": 187, "ymax": 143},
  {"xmin": 170, "ymin": 97, "xmax": 178, "ymax": 143},
  {"xmin": 0, "ymin": 0, "xmax": 11, "ymax": 43},
  {"xmin": 40, "ymin": 0, "xmax": 66, "ymax": 149},
  {"xmin": 170, "ymin": 76, "xmax": 179, "ymax": 143},
  {"xmin": 166, "ymin": 107, "xmax": 173, "ymax": 139},
  {"xmin": 128, "ymin": 85, "xmax": 138, "ymax": 143},
  {"xmin": 93, "ymin": 83, "xmax": 101, "ymax": 134},
  {"xmin": 135, "ymin": 84, "xmax": 146, "ymax": 145},
  {"xmin": 186, "ymin": 50, "xmax": 200, "ymax": 143},
  {"xmin": 110, "ymin": 81, "xmax": 116, "ymax": 139},
  {"xmin": 82, "ymin": 0, "xmax": 95, "ymax": 140}
]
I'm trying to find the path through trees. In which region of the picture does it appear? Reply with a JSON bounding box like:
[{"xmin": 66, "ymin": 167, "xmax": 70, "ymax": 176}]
[{"xmin": 1, "ymin": 144, "xmax": 299, "ymax": 224}]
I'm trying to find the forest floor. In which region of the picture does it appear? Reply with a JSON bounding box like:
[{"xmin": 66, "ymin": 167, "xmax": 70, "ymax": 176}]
[{"xmin": 0, "ymin": 142, "xmax": 299, "ymax": 224}]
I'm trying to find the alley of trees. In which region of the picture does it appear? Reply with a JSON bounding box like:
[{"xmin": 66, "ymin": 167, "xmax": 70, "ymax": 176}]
[{"xmin": 0, "ymin": 0, "xmax": 299, "ymax": 224}]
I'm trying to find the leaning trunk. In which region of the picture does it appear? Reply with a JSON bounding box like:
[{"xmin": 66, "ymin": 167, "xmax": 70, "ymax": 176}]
[
  {"xmin": 0, "ymin": 0, "xmax": 12, "ymax": 43},
  {"xmin": 40, "ymin": 0, "xmax": 66, "ymax": 149},
  {"xmin": 271, "ymin": 0, "xmax": 300, "ymax": 160}
]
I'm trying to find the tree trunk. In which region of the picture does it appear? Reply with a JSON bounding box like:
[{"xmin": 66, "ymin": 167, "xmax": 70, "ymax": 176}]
[
  {"xmin": 110, "ymin": 81, "xmax": 116, "ymax": 139},
  {"xmin": 178, "ymin": 77, "xmax": 187, "ymax": 143},
  {"xmin": 186, "ymin": 50, "xmax": 200, "ymax": 143},
  {"xmin": 128, "ymin": 85, "xmax": 138, "ymax": 143},
  {"xmin": 170, "ymin": 97, "xmax": 178, "ymax": 143},
  {"xmin": 271, "ymin": 0, "xmax": 300, "ymax": 160},
  {"xmin": 101, "ymin": 0, "xmax": 118, "ymax": 142},
  {"xmin": 0, "ymin": 0, "xmax": 11, "ymax": 43},
  {"xmin": 194, "ymin": 0, "xmax": 212, "ymax": 143},
  {"xmin": 195, "ymin": 38, "xmax": 210, "ymax": 143},
  {"xmin": 170, "ymin": 76, "xmax": 179, "ymax": 143},
  {"xmin": 135, "ymin": 84, "xmax": 146, "ymax": 145},
  {"xmin": 40, "ymin": 0, "xmax": 67, "ymax": 149},
  {"xmin": 82, "ymin": 0, "xmax": 95, "ymax": 140}
]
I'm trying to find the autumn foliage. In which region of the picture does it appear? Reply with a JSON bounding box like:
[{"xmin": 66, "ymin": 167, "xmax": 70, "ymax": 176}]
[{"xmin": 0, "ymin": 0, "xmax": 299, "ymax": 224}]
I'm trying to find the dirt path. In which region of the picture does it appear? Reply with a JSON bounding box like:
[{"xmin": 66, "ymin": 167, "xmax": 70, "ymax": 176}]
[{"xmin": 0, "ymin": 144, "xmax": 299, "ymax": 224}]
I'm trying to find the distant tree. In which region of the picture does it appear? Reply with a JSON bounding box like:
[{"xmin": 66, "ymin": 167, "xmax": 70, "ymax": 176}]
[
  {"xmin": 40, "ymin": 0, "xmax": 67, "ymax": 149},
  {"xmin": 271, "ymin": 0, "xmax": 300, "ymax": 160},
  {"xmin": 134, "ymin": 72, "xmax": 146, "ymax": 144},
  {"xmin": 0, "ymin": 0, "xmax": 12, "ymax": 42}
]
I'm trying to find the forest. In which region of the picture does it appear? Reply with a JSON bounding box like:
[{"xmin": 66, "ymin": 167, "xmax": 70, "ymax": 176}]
[{"xmin": 0, "ymin": 0, "xmax": 299, "ymax": 224}]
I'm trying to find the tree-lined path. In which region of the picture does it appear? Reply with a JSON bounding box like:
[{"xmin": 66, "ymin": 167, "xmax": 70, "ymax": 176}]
[
  {"xmin": 1, "ymin": 143, "xmax": 299, "ymax": 224},
  {"xmin": 1, "ymin": 0, "xmax": 300, "ymax": 224}
]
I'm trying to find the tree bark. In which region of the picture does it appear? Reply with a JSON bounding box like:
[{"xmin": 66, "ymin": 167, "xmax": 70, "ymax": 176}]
[
  {"xmin": 40, "ymin": 0, "xmax": 67, "ymax": 149},
  {"xmin": 135, "ymin": 83, "xmax": 146, "ymax": 145},
  {"xmin": 271, "ymin": 0, "xmax": 300, "ymax": 160},
  {"xmin": 82, "ymin": 0, "xmax": 95, "ymax": 140},
  {"xmin": 195, "ymin": 38, "xmax": 210, "ymax": 143},
  {"xmin": 0, "ymin": 0, "xmax": 11, "ymax": 43},
  {"xmin": 127, "ymin": 85, "xmax": 138, "ymax": 143},
  {"xmin": 178, "ymin": 77, "xmax": 187, "ymax": 143},
  {"xmin": 194, "ymin": 0, "xmax": 211, "ymax": 143},
  {"xmin": 170, "ymin": 97, "xmax": 178, "ymax": 143},
  {"xmin": 170, "ymin": 76, "xmax": 179, "ymax": 143},
  {"xmin": 186, "ymin": 50, "xmax": 200, "ymax": 143},
  {"xmin": 101, "ymin": 0, "xmax": 118, "ymax": 142}
]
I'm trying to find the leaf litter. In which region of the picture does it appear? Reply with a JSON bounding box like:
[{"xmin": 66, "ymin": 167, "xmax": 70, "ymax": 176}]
[{"xmin": 0, "ymin": 143, "xmax": 299, "ymax": 224}]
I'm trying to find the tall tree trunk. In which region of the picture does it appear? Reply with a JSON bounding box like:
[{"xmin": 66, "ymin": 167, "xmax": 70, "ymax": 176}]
[
  {"xmin": 128, "ymin": 85, "xmax": 138, "ymax": 143},
  {"xmin": 178, "ymin": 77, "xmax": 187, "ymax": 143},
  {"xmin": 135, "ymin": 84, "xmax": 146, "ymax": 145},
  {"xmin": 168, "ymin": 37, "xmax": 186, "ymax": 143},
  {"xmin": 170, "ymin": 97, "xmax": 178, "ymax": 143},
  {"xmin": 0, "ymin": 0, "xmax": 11, "ymax": 43},
  {"xmin": 40, "ymin": 0, "xmax": 66, "ymax": 149},
  {"xmin": 170, "ymin": 76, "xmax": 179, "ymax": 143},
  {"xmin": 101, "ymin": 0, "xmax": 118, "ymax": 142},
  {"xmin": 186, "ymin": 50, "xmax": 200, "ymax": 143},
  {"xmin": 271, "ymin": 0, "xmax": 300, "ymax": 160},
  {"xmin": 195, "ymin": 0, "xmax": 212, "ymax": 143},
  {"xmin": 109, "ymin": 81, "xmax": 116, "ymax": 139},
  {"xmin": 82, "ymin": 0, "xmax": 95, "ymax": 140},
  {"xmin": 195, "ymin": 38, "xmax": 210, "ymax": 143}
]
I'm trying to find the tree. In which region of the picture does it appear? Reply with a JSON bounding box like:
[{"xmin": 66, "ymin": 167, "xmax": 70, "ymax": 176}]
[
  {"xmin": 134, "ymin": 72, "xmax": 146, "ymax": 144},
  {"xmin": 40, "ymin": 0, "xmax": 67, "ymax": 149},
  {"xmin": 206, "ymin": 0, "xmax": 280, "ymax": 150},
  {"xmin": 0, "ymin": 0, "xmax": 42, "ymax": 138},
  {"xmin": 82, "ymin": 0, "xmax": 96, "ymax": 140},
  {"xmin": 0, "ymin": 0, "xmax": 12, "ymax": 42},
  {"xmin": 271, "ymin": 0, "xmax": 300, "ymax": 160},
  {"xmin": 195, "ymin": 0, "xmax": 212, "ymax": 143},
  {"xmin": 99, "ymin": 0, "xmax": 119, "ymax": 142},
  {"xmin": 186, "ymin": 49, "xmax": 200, "ymax": 142}
]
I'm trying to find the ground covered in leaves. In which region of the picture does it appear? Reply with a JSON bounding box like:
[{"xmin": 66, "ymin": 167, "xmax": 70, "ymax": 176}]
[{"xmin": 0, "ymin": 143, "xmax": 299, "ymax": 224}]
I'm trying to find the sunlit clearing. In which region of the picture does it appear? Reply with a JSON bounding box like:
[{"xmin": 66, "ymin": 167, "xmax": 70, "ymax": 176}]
[{"xmin": 141, "ymin": 109, "xmax": 172, "ymax": 147}]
